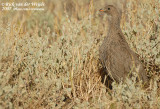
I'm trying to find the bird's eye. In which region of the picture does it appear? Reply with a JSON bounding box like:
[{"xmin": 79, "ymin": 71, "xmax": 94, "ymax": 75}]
[{"xmin": 108, "ymin": 8, "xmax": 110, "ymax": 10}]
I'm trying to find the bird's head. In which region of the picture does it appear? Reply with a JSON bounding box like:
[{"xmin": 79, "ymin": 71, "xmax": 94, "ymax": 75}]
[
  {"xmin": 99, "ymin": 5, "xmax": 121, "ymax": 26},
  {"xmin": 99, "ymin": 5, "xmax": 121, "ymax": 18}
]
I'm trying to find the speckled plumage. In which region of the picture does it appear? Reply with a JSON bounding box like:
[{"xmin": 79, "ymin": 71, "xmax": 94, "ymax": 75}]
[{"xmin": 99, "ymin": 5, "xmax": 148, "ymax": 83}]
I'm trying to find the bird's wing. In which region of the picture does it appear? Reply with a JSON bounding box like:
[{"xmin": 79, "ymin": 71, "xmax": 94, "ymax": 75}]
[
  {"xmin": 105, "ymin": 44, "xmax": 132, "ymax": 81},
  {"xmin": 118, "ymin": 31, "xmax": 141, "ymax": 67},
  {"xmin": 104, "ymin": 32, "xmax": 135, "ymax": 81}
]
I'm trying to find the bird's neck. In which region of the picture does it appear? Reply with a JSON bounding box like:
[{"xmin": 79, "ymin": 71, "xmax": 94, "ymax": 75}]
[{"xmin": 108, "ymin": 16, "xmax": 121, "ymax": 31}]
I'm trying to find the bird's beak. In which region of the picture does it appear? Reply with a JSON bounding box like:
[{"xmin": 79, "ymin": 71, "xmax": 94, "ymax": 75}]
[{"xmin": 99, "ymin": 9, "xmax": 105, "ymax": 12}]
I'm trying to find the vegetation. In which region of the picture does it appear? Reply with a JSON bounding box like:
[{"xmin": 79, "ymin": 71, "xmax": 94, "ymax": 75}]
[{"xmin": 0, "ymin": 0, "xmax": 159, "ymax": 108}]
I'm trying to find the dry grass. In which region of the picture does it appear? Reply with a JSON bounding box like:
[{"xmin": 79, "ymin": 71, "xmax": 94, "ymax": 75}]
[{"xmin": 0, "ymin": 0, "xmax": 160, "ymax": 109}]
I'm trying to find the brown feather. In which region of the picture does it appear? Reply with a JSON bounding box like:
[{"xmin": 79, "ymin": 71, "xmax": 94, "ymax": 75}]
[{"xmin": 99, "ymin": 5, "xmax": 148, "ymax": 83}]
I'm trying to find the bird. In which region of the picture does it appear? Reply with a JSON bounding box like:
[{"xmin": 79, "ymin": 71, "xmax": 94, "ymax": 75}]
[{"xmin": 99, "ymin": 5, "xmax": 148, "ymax": 84}]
